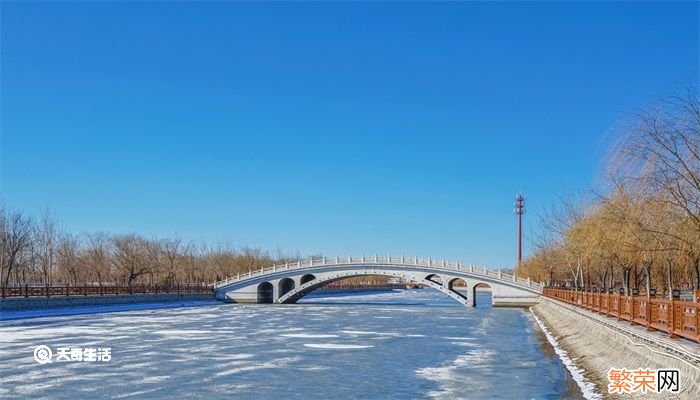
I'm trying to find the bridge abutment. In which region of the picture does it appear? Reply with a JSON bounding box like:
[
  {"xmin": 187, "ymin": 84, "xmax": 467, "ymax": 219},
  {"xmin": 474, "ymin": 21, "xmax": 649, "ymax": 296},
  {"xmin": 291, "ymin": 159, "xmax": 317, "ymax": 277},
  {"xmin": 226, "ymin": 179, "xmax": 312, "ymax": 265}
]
[{"xmin": 490, "ymin": 285, "xmax": 540, "ymax": 307}]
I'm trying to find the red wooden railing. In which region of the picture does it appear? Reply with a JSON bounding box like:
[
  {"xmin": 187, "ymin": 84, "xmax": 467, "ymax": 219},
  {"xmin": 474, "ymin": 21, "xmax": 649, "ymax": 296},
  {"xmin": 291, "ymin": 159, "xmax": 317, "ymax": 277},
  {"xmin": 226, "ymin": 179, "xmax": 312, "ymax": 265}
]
[
  {"xmin": 543, "ymin": 288, "xmax": 699, "ymax": 344},
  {"xmin": 1, "ymin": 284, "xmax": 212, "ymax": 298}
]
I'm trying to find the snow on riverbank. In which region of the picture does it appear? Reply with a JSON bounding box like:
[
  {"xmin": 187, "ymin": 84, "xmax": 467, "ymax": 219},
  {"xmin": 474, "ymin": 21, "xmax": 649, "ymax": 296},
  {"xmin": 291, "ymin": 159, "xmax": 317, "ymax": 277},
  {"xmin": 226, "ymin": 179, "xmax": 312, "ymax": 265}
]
[{"xmin": 530, "ymin": 308, "xmax": 601, "ymax": 400}]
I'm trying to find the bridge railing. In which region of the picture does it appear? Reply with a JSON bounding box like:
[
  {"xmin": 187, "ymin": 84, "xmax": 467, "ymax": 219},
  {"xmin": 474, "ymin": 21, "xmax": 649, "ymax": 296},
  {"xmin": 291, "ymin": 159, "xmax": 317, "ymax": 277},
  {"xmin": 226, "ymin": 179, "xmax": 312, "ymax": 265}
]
[
  {"xmin": 213, "ymin": 256, "xmax": 543, "ymax": 291},
  {"xmin": 543, "ymin": 288, "xmax": 699, "ymax": 344}
]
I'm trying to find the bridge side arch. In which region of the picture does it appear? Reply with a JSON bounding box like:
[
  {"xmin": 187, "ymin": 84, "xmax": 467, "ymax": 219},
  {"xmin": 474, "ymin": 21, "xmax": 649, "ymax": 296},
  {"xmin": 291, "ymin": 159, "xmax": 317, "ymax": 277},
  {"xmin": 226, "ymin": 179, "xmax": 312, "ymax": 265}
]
[
  {"xmin": 472, "ymin": 282, "xmax": 492, "ymax": 307},
  {"xmin": 447, "ymin": 277, "xmax": 469, "ymax": 301},
  {"xmin": 257, "ymin": 282, "xmax": 274, "ymax": 304},
  {"xmin": 299, "ymin": 274, "xmax": 316, "ymax": 286},
  {"xmin": 278, "ymin": 278, "xmax": 295, "ymax": 297},
  {"xmin": 425, "ymin": 273, "xmax": 446, "ymax": 286}
]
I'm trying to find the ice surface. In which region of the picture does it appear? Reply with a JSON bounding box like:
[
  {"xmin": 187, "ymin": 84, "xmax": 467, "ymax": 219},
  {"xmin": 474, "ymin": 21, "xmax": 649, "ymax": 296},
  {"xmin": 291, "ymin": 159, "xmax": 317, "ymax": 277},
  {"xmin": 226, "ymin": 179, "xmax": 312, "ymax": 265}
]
[{"xmin": 0, "ymin": 290, "xmax": 585, "ymax": 399}]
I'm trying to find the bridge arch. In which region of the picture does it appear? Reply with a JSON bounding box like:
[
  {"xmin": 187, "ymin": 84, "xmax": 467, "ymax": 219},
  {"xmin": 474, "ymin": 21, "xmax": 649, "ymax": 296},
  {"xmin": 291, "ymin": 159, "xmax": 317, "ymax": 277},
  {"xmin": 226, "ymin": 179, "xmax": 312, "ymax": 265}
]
[
  {"xmin": 257, "ymin": 282, "xmax": 274, "ymax": 304},
  {"xmin": 447, "ymin": 278, "xmax": 468, "ymax": 300},
  {"xmin": 278, "ymin": 278, "xmax": 295, "ymax": 297},
  {"xmin": 277, "ymin": 271, "xmax": 470, "ymax": 306},
  {"xmin": 300, "ymin": 274, "xmax": 316, "ymax": 285},
  {"xmin": 473, "ymin": 282, "xmax": 492, "ymax": 307},
  {"xmin": 425, "ymin": 274, "xmax": 444, "ymax": 285},
  {"xmin": 447, "ymin": 277, "xmax": 467, "ymax": 290}
]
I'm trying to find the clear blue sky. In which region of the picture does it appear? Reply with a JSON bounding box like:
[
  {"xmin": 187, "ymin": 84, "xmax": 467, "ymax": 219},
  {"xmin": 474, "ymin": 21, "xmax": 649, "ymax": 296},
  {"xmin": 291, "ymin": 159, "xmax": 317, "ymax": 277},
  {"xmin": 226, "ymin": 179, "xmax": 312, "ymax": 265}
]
[{"xmin": 1, "ymin": 1, "xmax": 697, "ymax": 268}]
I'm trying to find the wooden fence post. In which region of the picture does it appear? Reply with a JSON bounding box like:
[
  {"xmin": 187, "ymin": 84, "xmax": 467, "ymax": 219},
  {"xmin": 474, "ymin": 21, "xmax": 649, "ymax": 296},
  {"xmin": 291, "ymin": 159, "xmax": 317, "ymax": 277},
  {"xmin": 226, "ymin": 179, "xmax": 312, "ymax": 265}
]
[
  {"xmin": 696, "ymin": 301, "xmax": 699, "ymax": 343},
  {"xmin": 668, "ymin": 296, "xmax": 676, "ymax": 339},
  {"xmin": 645, "ymin": 294, "xmax": 652, "ymax": 331}
]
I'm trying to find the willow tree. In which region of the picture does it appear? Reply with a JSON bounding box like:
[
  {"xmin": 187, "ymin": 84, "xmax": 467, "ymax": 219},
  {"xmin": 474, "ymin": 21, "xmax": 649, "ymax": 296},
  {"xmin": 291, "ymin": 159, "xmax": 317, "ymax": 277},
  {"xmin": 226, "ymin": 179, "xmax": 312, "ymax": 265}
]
[
  {"xmin": 521, "ymin": 88, "xmax": 699, "ymax": 301},
  {"xmin": 608, "ymin": 89, "xmax": 700, "ymax": 294}
]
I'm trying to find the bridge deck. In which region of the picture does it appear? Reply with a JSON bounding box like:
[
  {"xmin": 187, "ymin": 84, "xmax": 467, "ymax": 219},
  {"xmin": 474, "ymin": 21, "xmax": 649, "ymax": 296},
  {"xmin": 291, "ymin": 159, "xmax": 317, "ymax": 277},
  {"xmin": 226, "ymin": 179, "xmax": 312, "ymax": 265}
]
[{"xmin": 213, "ymin": 255, "xmax": 542, "ymax": 291}]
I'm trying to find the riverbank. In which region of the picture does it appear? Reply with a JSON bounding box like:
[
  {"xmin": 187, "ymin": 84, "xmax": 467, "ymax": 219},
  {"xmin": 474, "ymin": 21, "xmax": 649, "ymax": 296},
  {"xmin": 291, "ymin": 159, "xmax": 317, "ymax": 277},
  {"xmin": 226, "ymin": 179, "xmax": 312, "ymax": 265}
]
[{"xmin": 531, "ymin": 298, "xmax": 700, "ymax": 399}]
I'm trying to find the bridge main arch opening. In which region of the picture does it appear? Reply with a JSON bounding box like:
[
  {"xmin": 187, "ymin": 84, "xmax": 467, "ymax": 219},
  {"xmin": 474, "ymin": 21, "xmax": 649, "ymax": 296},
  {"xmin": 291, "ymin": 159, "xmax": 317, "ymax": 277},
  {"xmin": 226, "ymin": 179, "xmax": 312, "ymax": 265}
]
[
  {"xmin": 257, "ymin": 282, "xmax": 274, "ymax": 304},
  {"xmin": 293, "ymin": 274, "xmax": 403, "ymax": 305},
  {"xmin": 473, "ymin": 283, "xmax": 492, "ymax": 307}
]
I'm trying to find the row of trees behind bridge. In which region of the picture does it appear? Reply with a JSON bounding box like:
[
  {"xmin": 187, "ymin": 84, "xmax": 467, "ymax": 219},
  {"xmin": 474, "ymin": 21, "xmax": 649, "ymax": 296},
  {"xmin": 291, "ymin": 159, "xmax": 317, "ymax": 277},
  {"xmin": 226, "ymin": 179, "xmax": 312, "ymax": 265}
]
[
  {"xmin": 0, "ymin": 209, "xmax": 288, "ymax": 289},
  {"xmin": 0, "ymin": 208, "xmax": 392, "ymax": 290}
]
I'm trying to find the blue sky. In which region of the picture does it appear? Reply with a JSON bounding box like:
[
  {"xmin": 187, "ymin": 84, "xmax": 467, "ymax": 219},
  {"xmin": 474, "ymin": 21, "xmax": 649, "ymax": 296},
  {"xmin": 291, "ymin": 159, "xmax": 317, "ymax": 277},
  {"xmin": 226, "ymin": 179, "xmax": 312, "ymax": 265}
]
[{"xmin": 1, "ymin": 1, "xmax": 698, "ymax": 268}]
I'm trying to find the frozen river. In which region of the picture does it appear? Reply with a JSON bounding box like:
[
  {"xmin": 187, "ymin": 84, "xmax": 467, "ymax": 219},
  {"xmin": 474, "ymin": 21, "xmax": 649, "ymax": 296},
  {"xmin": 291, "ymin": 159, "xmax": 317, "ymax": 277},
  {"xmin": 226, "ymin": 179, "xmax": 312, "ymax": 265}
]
[{"xmin": 0, "ymin": 289, "xmax": 583, "ymax": 399}]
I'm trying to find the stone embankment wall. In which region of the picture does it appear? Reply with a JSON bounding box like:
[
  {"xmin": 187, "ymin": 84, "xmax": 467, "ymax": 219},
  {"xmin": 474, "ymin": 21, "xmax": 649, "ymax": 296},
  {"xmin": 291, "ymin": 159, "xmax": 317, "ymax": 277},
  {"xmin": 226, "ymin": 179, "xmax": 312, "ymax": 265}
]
[{"xmin": 532, "ymin": 298, "xmax": 700, "ymax": 399}]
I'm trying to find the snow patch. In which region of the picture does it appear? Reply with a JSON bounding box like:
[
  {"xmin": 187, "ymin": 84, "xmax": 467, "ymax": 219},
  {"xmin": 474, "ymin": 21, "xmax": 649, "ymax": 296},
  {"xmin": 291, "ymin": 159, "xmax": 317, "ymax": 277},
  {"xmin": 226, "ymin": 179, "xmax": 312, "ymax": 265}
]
[
  {"xmin": 416, "ymin": 348, "xmax": 496, "ymax": 398},
  {"xmin": 280, "ymin": 333, "xmax": 338, "ymax": 339},
  {"xmin": 339, "ymin": 330, "xmax": 396, "ymax": 336}
]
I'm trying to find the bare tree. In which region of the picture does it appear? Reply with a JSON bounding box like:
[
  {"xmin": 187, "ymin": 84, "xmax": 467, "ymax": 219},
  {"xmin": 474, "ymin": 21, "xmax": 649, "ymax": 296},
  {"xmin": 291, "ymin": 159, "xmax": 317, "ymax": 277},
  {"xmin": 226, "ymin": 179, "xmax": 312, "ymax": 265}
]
[
  {"xmin": 34, "ymin": 208, "xmax": 60, "ymax": 285},
  {"xmin": 57, "ymin": 233, "xmax": 82, "ymax": 286},
  {"xmin": 86, "ymin": 232, "xmax": 112, "ymax": 287},
  {"xmin": 158, "ymin": 237, "xmax": 187, "ymax": 285},
  {"xmin": 112, "ymin": 234, "xmax": 152, "ymax": 289},
  {"xmin": 0, "ymin": 207, "xmax": 34, "ymax": 288}
]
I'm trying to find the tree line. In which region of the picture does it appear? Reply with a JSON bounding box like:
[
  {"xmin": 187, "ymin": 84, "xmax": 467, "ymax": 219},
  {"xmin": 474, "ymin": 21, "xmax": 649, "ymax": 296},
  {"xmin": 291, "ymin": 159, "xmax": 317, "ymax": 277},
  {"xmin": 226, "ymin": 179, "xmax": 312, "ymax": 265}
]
[
  {"xmin": 517, "ymin": 88, "xmax": 700, "ymax": 299},
  {"xmin": 0, "ymin": 208, "xmax": 298, "ymax": 288},
  {"xmin": 0, "ymin": 206, "xmax": 395, "ymax": 290}
]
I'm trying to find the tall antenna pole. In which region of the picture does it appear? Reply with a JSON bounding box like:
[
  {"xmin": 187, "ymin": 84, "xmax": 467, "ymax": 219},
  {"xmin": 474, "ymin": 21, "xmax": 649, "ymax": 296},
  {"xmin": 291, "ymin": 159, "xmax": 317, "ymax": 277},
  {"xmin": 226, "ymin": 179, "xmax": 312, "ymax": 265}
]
[{"xmin": 514, "ymin": 194, "xmax": 525, "ymax": 267}]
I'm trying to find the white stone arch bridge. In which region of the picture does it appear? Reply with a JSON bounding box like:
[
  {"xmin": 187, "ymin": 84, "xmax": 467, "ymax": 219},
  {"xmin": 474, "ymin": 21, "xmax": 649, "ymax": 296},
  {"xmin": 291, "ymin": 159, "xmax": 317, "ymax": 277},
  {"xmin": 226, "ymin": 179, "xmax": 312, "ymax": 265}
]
[{"xmin": 213, "ymin": 256, "xmax": 542, "ymax": 307}]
